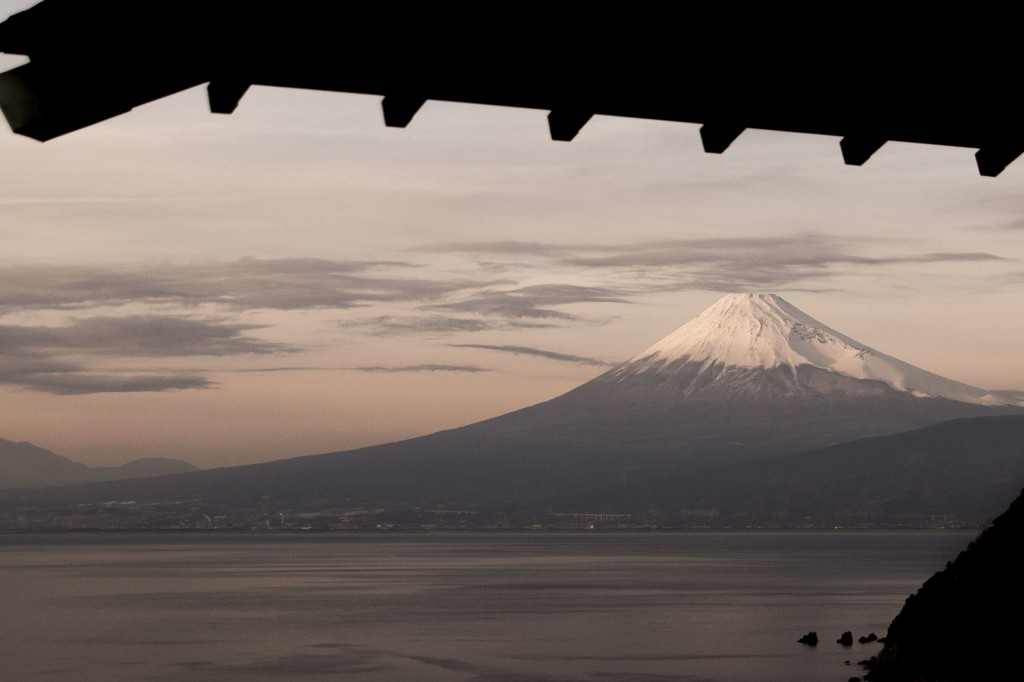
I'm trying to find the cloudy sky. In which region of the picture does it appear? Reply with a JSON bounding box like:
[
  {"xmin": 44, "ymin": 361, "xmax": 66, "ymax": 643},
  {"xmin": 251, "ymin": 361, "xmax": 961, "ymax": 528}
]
[{"xmin": 3, "ymin": 2, "xmax": 1024, "ymax": 468}]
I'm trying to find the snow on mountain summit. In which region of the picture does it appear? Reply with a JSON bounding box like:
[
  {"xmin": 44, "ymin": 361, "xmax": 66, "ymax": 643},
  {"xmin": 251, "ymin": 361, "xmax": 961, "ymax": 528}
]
[
  {"xmin": 629, "ymin": 293, "xmax": 860, "ymax": 370},
  {"xmin": 616, "ymin": 293, "xmax": 1021, "ymax": 407}
]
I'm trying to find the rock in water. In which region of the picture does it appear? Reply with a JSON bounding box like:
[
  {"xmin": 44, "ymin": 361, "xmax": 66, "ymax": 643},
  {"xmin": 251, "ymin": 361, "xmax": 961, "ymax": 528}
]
[{"xmin": 798, "ymin": 631, "xmax": 818, "ymax": 645}]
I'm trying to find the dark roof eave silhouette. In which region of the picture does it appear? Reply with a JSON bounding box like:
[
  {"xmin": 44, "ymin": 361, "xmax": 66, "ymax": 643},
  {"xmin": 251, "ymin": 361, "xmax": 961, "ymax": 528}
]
[{"xmin": 1, "ymin": 1, "xmax": 1020, "ymax": 176}]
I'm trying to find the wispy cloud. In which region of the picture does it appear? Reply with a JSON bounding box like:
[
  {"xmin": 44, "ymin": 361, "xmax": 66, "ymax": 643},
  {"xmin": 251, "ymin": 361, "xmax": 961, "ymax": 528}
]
[
  {"xmin": 0, "ymin": 355, "xmax": 213, "ymax": 395},
  {"xmin": 415, "ymin": 241, "xmax": 581, "ymax": 257},
  {"xmin": 0, "ymin": 316, "xmax": 288, "ymax": 394},
  {"xmin": 0, "ymin": 242, "xmax": 1002, "ymax": 395},
  {"xmin": 559, "ymin": 238, "xmax": 1001, "ymax": 270},
  {"xmin": 0, "ymin": 258, "xmax": 504, "ymax": 313},
  {"xmin": 426, "ymin": 284, "xmax": 629, "ymax": 320},
  {"xmin": 352, "ymin": 364, "xmax": 490, "ymax": 373},
  {"xmin": 422, "ymin": 236, "xmax": 1006, "ymax": 293},
  {"xmin": 0, "ymin": 316, "xmax": 291, "ymax": 357},
  {"xmin": 0, "ymin": 258, "xmax": 616, "ymax": 392},
  {"xmin": 450, "ymin": 344, "xmax": 611, "ymax": 367},
  {"xmin": 909, "ymin": 252, "xmax": 1003, "ymax": 263}
]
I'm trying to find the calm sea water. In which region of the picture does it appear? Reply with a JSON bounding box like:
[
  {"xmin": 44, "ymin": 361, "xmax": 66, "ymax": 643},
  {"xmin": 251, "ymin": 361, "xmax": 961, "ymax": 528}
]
[{"xmin": 0, "ymin": 532, "xmax": 971, "ymax": 681}]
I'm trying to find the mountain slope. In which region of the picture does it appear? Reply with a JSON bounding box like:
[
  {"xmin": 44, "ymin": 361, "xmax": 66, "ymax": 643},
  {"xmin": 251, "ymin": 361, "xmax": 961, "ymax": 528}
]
[{"xmin": 564, "ymin": 415, "xmax": 1024, "ymax": 527}]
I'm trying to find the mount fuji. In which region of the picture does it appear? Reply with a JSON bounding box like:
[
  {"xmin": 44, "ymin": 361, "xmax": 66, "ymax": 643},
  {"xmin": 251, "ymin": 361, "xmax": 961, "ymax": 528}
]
[
  {"xmin": 4, "ymin": 293, "xmax": 1024, "ymax": 528},
  {"xmin": 480, "ymin": 293, "xmax": 1024, "ymax": 474},
  {"xmin": 610, "ymin": 293, "xmax": 1021, "ymax": 406}
]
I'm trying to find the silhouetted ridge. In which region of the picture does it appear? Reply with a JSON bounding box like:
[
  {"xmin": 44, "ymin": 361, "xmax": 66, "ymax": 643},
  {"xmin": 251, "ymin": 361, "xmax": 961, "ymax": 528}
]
[{"xmin": 867, "ymin": 489, "xmax": 1024, "ymax": 680}]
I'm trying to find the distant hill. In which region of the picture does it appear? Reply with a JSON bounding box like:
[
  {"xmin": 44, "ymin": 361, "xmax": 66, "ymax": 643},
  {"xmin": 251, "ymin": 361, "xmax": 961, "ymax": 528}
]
[
  {"xmin": 0, "ymin": 440, "xmax": 91, "ymax": 489},
  {"xmin": 0, "ymin": 439, "xmax": 196, "ymax": 490},
  {"xmin": 563, "ymin": 415, "xmax": 1024, "ymax": 527}
]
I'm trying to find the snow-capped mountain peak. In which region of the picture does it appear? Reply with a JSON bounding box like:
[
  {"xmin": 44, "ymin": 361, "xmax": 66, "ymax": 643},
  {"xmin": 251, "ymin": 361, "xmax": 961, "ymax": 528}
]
[
  {"xmin": 628, "ymin": 293, "xmax": 860, "ymax": 370},
  {"xmin": 615, "ymin": 293, "xmax": 1020, "ymax": 407}
]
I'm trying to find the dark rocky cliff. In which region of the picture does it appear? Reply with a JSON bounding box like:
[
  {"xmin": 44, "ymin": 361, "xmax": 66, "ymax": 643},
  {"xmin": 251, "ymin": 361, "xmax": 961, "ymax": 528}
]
[{"xmin": 867, "ymin": 489, "xmax": 1024, "ymax": 680}]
